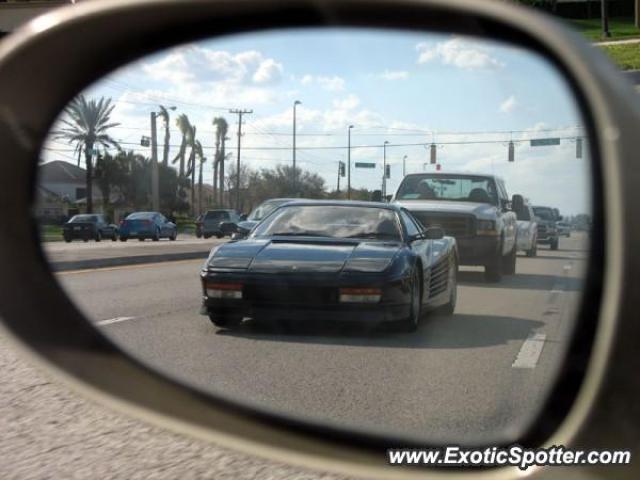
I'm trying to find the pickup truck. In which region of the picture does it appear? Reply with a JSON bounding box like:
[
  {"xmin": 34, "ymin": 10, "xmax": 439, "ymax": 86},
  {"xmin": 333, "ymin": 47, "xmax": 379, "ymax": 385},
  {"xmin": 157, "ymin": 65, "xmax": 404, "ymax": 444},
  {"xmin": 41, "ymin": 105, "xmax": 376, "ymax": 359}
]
[
  {"xmin": 532, "ymin": 205, "xmax": 560, "ymax": 250},
  {"xmin": 392, "ymin": 172, "xmax": 522, "ymax": 282}
]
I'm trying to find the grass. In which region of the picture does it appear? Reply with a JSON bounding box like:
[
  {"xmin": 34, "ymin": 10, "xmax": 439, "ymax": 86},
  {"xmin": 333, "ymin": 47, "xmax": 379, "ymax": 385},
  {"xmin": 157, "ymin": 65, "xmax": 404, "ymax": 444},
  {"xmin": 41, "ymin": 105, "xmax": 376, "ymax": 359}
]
[
  {"xmin": 568, "ymin": 17, "xmax": 640, "ymax": 42},
  {"xmin": 599, "ymin": 43, "xmax": 640, "ymax": 71}
]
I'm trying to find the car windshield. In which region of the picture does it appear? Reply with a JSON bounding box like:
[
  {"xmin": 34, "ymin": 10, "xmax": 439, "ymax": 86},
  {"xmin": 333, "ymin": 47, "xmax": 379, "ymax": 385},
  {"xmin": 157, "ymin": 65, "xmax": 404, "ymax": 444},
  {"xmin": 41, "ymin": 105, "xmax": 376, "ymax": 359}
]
[
  {"xmin": 252, "ymin": 205, "xmax": 401, "ymax": 240},
  {"xmin": 396, "ymin": 174, "xmax": 498, "ymax": 204},
  {"xmin": 248, "ymin": 201, "xmax": 287, "ymax": 221},
  {"xmin": 127, "ymin": 212, "xmax": 155, "ymax": 220},
  {"xmin": 205, "ymin": 211, "xmax": 229, "ymax": 220},
  {"xmin": 69, "ymin": 215, "xmax": 98, "ymax": 223},
  {"xmin": 533, "ymin": 207, "xmax": 554, "ymax": 220}
]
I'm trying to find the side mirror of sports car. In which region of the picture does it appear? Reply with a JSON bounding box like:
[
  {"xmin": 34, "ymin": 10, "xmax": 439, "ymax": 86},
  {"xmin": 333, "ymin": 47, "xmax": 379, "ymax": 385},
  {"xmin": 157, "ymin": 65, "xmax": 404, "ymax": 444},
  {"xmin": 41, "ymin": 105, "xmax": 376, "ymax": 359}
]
[{"xmin": 422, "ymin": 227, "xmax": 445, "ymax": 240}]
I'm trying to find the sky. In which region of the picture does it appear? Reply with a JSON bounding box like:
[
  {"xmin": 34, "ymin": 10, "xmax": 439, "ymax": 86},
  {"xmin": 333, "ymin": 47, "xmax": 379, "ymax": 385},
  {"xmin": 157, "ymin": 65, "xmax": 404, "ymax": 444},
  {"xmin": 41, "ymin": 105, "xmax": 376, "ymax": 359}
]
[{"xmin": 43, "ymin": 28, "xmax": 592, "ymax": 215}]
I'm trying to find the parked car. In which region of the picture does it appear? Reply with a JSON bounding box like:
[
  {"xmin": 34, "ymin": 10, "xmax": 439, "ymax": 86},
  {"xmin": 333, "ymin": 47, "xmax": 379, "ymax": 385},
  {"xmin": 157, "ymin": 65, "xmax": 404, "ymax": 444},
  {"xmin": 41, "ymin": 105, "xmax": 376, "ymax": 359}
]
[
  {"xmin": 222, "ymin": 198, "xmax": 298, "ymax": 239},
  {"xmin": 557, "ymin": 221, "xmax": 571, "ymax": 237},
  {"xmin": 62, "ymin": 214, "xmax": 118, "ymax": 242},
  {"xmin": 515, "ymin": 201, "xmax": 538, "ymax": 257},
  {"xmin": 392, "ymin": 172, "xmax": 521, "ymax": 282},
  {"xmin": 533, "ymin": 206, "xmax": 560, "ymax": 250},
  {"xmin": 119, "ymin": 211, "xmax": 177, "ymax": 241},
  {"xmin": 201, "ymin": 201, "xmax": 458, "ymax": 332},
  {"xmin": 200, "ymin": 209, "xmax": 243, "ymax": 239}
]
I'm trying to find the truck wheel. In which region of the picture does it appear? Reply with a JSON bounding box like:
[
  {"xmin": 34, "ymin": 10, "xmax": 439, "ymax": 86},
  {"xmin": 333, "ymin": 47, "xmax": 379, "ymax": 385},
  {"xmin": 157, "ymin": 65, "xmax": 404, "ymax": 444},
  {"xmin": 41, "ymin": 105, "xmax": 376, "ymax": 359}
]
[
  {"xmin": 526, "ymin": 238, "xmax": 537, "ymax": 257},
  {"xmin": 485, "ymin": 252, "xmax": 502, "ymax": 283},
  {"xmin": 120, "ymin": 236, "xmax": 128, "ymax": 242},
  {"xmin": 550, "ymin": 237, "xmax": 559, "ymax": 250},
  {"xmin": 195, "ymin": 230, "xmax": 202, "ymax": 238},
  {"xmin": 111, "ymin": 232, "xmax": 118, "ymax": 241},
  {"xmin": 95, "ymin": 231, "xmax": 102, "ymax": 242},
  {"xmin": 208, "ymin": 313, "xmax": 242, "ymax": 329},
  {"xmin": 152, "ymin": 228, "xmax": 160, "ymax": 241},
  {"xmin": 502, "ymin": 245, "xmax": 517, "ymax": 275},
  {"xmin": 216, "ymin": 233, "xmax": 224, "ymax": 239},
  {"xmin": 63, "ymin": 235, "xmax": 72, "ymax": 243}
]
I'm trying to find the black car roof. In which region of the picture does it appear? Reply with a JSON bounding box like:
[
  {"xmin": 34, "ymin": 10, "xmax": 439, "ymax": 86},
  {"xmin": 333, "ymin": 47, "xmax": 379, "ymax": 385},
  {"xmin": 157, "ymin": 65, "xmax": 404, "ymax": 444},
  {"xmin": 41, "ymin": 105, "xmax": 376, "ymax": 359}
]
[{"xmin": 277, "ymin": 199, "xmax": 401, "ymax": 211}]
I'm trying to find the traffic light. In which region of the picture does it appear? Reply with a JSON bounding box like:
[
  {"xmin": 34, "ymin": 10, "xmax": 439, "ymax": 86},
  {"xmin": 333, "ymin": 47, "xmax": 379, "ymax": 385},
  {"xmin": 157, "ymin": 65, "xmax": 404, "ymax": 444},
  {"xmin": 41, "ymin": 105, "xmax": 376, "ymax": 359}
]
[
  {"xmin": 430, "ymin": 143, "xmax": 436, "ymax": 164},
  {"xmin": 508, "ymin": 140, "xmax": 514, "ymax": 162},
  {"xmin": 385, "ymin": 164, "xmax": 391, "ymax": 179},
  {"xmin": 339, "ymin": 161, "xmax": 346, "ymax": 177}
]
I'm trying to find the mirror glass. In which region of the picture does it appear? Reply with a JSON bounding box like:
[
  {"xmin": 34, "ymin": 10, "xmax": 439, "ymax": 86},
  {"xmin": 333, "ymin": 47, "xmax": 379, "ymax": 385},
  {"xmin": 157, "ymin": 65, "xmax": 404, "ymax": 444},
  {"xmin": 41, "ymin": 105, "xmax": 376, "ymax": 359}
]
[{"xmin": 38, "ymin": 28, "xmax": 592, "ymax": 444}]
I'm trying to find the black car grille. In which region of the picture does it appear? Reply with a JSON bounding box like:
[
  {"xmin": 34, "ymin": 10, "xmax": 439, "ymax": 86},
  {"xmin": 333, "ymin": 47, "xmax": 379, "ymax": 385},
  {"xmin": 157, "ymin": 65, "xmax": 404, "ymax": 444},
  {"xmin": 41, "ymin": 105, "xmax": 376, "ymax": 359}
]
[
  {"xmin": 244, "ymin": 285, "xmax": 338, "ymax": 305},
  {"xmin": 412, "ymin": 212, "xmax": 474, "ymax": 238},
  {"xmin": 429, "ymin": 257, "xmax": 450, "ymax": 298}
]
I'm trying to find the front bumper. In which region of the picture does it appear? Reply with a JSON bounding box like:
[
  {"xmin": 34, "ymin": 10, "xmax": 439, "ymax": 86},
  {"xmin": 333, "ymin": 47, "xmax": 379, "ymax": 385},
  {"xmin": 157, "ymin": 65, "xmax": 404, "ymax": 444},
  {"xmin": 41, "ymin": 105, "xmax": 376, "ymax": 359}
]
[
  {"xmin": 455, "ymin": 235, "xmax": 500, "ymax": 266},
  {"xmin": 200, "ymin": 271, "xmax": 411, "ymax": 323}
]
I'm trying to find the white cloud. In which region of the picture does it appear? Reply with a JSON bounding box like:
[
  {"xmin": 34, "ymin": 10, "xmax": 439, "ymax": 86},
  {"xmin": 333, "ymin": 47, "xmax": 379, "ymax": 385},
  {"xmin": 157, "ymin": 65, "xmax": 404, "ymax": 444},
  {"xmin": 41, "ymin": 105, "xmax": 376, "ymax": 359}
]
[
  {"xmin": 142, "ymin": 52, "xmax": 194, "ymax": 84},
  {"xmin": 332, "ymin": 94, "xmax": 360, "ymax": 111},
  {"xmin": 499, "ymin": 95, "xmax": 517, "ymax": 113},
  {"xmin": 252, "ymin": 58, "xmax": 283, "ymax": 84},
  {"xmin": 379, "ymin": 70, "xmax": 409, "ymax": 81},
  {"xmin": 299, "ymin": 74, "xmax": 345, "ymax": 92},
  {"xmin": 416, "ymin": 38, "xmax": 503, "ymax": 70}
]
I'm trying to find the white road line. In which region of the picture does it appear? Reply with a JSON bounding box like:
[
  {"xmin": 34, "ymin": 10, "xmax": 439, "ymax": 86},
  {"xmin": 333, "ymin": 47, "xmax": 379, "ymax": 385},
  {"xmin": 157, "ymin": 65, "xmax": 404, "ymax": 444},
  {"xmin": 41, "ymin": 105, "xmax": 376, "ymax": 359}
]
[
  {"xmin": 512, "ymin": 333, "xmax": 547, "ymax": 369},
  {"xmin": 96, "ymin": 316, "xmax": 136, "ymax": 326}
]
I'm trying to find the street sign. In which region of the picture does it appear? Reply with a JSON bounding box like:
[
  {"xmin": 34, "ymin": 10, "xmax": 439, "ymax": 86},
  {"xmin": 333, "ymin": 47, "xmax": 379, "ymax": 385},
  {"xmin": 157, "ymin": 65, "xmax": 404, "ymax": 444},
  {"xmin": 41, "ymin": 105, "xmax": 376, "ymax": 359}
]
[
  {"xmin": 355, "ymin": 162, "xmax": 376, "ymax": 169},
  {"xmin": 530, "ymin": 138, "xmax": 560, "ymax": 147}
]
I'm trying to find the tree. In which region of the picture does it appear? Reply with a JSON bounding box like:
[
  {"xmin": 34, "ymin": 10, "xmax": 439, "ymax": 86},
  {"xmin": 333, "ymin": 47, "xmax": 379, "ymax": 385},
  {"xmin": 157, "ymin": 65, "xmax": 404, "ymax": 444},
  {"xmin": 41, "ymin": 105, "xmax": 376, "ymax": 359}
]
[
  {"xmin": 194, "ymin": 140, "xmax": 206, "ymax": 214},
  {"xmin": 94, "ymin": 152, "xmax": 129, "ymax": 215},
  {"xmin": 54, "ymin": 95, "xmax": 120, "ymax": 213},
  {"xmin": 172, "ymin": 114, "xmax": 193, "ymax": 179},
  {"xmin": 212, "ymin": 117, "xmax": 229, "ymax": 206},
  {"xmin": 260, "ymin": 165, "xmax": 325, "ymax": 199},
  {"xmin": 157, "ymin": 105, "xmax": 172, "ymax": 166}
]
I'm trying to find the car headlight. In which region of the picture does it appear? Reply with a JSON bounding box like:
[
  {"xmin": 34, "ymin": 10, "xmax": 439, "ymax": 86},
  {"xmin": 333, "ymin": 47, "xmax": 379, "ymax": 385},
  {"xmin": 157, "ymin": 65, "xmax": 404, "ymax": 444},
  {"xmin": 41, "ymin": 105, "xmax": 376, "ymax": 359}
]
[{"xmin": 476, "ymin": 220, "xmax": 497, "ymax": 236}]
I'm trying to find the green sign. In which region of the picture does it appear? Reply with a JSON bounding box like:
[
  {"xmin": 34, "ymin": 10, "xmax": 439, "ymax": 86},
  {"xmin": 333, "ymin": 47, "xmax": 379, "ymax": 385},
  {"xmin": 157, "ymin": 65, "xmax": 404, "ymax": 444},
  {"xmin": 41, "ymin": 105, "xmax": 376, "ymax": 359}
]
[
  {"xmin": 355, "ymin": 162, "xmax": 376, "ymax": 169},
  {"xmin": 530, "ymin": 138, "xmax": 560, "ymax": 147}
]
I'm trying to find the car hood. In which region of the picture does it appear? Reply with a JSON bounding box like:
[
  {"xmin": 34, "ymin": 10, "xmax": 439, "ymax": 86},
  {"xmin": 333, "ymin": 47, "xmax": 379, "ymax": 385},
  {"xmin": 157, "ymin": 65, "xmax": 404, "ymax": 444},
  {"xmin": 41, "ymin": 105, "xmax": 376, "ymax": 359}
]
[
  {"xmin": 208, "ymin": 238, "xmax": 401, "ymax": 273},
  {"xmin": 393, "ymin": 200, "xmax": 498, "ymax": 220}
]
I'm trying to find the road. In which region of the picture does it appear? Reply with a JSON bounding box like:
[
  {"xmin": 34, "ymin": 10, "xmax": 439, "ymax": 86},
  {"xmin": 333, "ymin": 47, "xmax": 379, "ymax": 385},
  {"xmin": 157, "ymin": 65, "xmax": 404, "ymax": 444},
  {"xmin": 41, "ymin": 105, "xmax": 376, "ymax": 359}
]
[{"xmin": 54, "ymin": 232, "xmax": 588, "ymax": 446}]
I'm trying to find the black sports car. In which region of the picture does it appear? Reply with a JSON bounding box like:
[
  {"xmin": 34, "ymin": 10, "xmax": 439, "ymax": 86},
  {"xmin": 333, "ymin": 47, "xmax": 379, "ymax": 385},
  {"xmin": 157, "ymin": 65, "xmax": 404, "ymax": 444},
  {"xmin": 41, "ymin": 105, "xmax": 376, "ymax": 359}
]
[
  {"xmin": 62, "ymin": 214, "xmax": 118, "ymax": 242},
  {"xmin": 200, "ymin": 201, "xmax": 458, "ymax": 332}
]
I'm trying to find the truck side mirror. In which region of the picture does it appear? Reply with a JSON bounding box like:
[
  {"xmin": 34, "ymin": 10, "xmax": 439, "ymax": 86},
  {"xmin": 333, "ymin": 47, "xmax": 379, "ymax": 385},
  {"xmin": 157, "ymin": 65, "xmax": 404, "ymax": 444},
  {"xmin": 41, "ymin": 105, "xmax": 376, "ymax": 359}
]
[
  {"xmin": 371, "ymin": 190, "xmax": 382, "ymax": 202},
  {"xmin": 220, "ymin": 222, "xmax": 238, "ymax": 235},
  {"xmin": 511, "ymin": 194, "xmax": 524, "ymax": 214}
]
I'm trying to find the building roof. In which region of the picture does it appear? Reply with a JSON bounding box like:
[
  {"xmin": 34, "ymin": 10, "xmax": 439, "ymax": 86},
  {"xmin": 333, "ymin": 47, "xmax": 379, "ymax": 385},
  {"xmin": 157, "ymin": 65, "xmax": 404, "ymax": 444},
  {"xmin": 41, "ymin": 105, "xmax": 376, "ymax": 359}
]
[{"xmin": 39, "ymin": 160, "xmax": 86, "ymax": 184}]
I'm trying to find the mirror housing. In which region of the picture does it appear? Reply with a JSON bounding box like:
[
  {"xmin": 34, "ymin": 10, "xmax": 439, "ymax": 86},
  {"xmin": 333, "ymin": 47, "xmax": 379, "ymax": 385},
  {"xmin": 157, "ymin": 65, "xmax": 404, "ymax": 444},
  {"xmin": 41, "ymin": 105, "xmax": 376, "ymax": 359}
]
[
  {"xmin": 219, "ymin": 221, "xmax": 238, "ymax": 235},
  {"xmin": 240, "ymin": 214, "xmax": 248, "ymax": 221},
  {"xmin": 423, "ymin": 226, "xmax": 445, "ymax": 240},
  {"xmin": 511, "ymin": 194, "xmax": 524, "ymax": 215},
  {"xmin": 370, "ymin": 190, "xmax": 382, "ymax": 202}
]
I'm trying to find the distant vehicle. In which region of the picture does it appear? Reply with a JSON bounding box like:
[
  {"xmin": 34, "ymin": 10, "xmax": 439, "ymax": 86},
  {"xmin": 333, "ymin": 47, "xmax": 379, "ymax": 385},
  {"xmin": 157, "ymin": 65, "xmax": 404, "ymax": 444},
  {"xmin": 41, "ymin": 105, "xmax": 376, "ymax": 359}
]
[
  {"xmin": 533, "ymin": 206, "xmax": 560, "ymax": 250},
  {"xmin": 392, "ymin": 172, "xmax": 522, "ymax": 282},
  {"xmin": 119, "ymin": 212, "xmax": 177, "ymax": 242},
  {"xmin": 199, "ymin": 209, "xmax": 243, "ymax": 239},
  {"xmin": 557, "ymin": 221, "xmax": 571, "ymax": 237},
  {"xmin": 201, "ymin": 201, "xmax": 458, "ymax": 332},
  {"xmin": 222, "ymin": 198, "xmax": 298, "ymax": 239},
  {"xmin": 62, "ymin": 214, "xmax": 118, "ymax": 242},
  {"xmin": 515, "ymin": 201, "xmax": 538, "ymax": 257}
]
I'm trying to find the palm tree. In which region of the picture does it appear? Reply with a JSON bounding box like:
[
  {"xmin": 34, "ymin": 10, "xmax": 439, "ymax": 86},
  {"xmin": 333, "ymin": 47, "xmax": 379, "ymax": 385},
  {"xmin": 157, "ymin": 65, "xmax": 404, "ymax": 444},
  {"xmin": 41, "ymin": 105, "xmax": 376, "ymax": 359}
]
[
  {"xmin": 185, "ymin": 125, "xmax": 198, "ymax": 214},
  {"xmin": 54, "ymin": 95, "xmax": 120, "ymax": 213},
  {"xmin": 194, "ymin": 140, "xmax": 206, "ymax": 214},
  {"xmin": 212, "ymin": 117, "xmax": 228, "ymax": 207},
  {"xmin": 172, "ymin": 114, "xmax": 193, "ymax": 179},
  {"xmin": 157, "ymin": 105, "xmax": 172, "ymax": 166}
]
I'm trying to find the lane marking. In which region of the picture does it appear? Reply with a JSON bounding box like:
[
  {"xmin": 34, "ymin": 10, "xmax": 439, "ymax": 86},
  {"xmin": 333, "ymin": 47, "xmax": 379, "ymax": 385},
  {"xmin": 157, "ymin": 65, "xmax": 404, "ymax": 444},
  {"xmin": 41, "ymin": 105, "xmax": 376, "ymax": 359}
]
[
  {"xmin": 512, "ymin": 333, "xmax": 547, "ymax": 369},
  {"xmin": 96, "ymin": 316, "xmax": 136, "ymax": 326},
  {"xmin": 56, "ymin": 258, "xmax": 203, "ymax": 275}
]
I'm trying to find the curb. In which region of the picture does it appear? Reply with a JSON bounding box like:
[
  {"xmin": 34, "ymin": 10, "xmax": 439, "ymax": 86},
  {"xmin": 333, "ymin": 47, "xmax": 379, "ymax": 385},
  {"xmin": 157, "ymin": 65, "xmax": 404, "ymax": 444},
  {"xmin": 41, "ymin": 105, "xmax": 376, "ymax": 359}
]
[{"xmin": 50, "ymin": 250, "xmax": 209, "ymax": 272}]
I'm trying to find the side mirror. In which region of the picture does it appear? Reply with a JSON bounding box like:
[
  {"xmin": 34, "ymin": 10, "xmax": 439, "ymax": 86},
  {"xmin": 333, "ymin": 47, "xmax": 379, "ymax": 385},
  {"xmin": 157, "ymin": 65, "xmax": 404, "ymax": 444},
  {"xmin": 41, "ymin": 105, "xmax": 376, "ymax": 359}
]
[
  {"xmin": 511, "ymin": 194, "xmax": 524, "ymax": 214},
  {"xmin": 423, "ymin": 226, "xmax": 445, "ymax": 240},
  {"xmin": 371, "ymin": 190, "xmax": 383, "ymax": 202},
  {"xmin": 385, "ymin": 194, "xmax": 393, "ymax": 202},
  {"xmin": 220, "ymin": 221, "xmax": 238, "ymax": 235},
  {"xmin": 240, "ymin": 214, "xmax": 248, "ymax": 221}
]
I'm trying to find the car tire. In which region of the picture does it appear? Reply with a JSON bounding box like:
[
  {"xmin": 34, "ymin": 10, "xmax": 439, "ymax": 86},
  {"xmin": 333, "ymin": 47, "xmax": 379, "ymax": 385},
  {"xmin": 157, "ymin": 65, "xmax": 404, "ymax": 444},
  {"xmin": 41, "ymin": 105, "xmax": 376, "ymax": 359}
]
[
  {"xmin": 397, "ymin": 269, "xmax": 421, "ymax": 332},
  {"xmin": 550, "ymin": 237, "xmax": 559, "ymax": 250},
  {"xmin": 138, "ymin": 237, "xmax": 145, "ymax": 242},
  {"xmin": 120, "ymin": 236, "xmax": 128, "ymax": 242},
  {"xmin": 502, "ymin": 244, "xmax": 517, "ymax": 275},
  {"xmin": 195, "ymin": 230, "xmax": 202, "ymax": 238},
  {"xmin": 526, "ymin": 237, "xmax": 537, "ymax": 257},
  {"xmin": 170, "ymin": 230, "xmax": 177, "ymax": 241},
  {"xmin": 208, "ymin": 313, "xmax": 242, "ymax": 329},
  {"xmin": 216, "ymin": 233, "xmax": 224, "ymax": 239},
  {"xmin": 111, "ymin": 232, "xmax": 117, "ymax": 241},
  {"xmin": 95, "ymin": 231, "xmax": 102, "ymax": 242},
  {"xmin": 203, "ymin": 234, "xmax": 211, "ymax": 239},
  {"xmin": 485, "ymin": 250, "xmax": 502, "ymax": 283},
  {"xmin": 63, "ymin": 236, "xmax": 72, "ymax": 243},
  {"xmin": 438, "ymin": 258, "xmax": 457, "ymax": 316},
  {"xmin": 152, "ymin": 229, "xmax": 160, "ymax": 241}
]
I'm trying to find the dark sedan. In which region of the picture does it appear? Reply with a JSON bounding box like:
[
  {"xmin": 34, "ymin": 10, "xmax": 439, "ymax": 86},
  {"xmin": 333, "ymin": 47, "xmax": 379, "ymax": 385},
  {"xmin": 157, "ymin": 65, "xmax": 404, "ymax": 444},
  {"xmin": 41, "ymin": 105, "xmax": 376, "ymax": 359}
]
[
  {"xmin": 119, "ymin": 211, "xmax": 177, "ymax": 241},
  {"xmin": 200, "ymin": 201, "xmax": 458, "ymax": 332},
  {"xmin": 62, "ymin": 214, "xmax": 118, "ymax": 242}
]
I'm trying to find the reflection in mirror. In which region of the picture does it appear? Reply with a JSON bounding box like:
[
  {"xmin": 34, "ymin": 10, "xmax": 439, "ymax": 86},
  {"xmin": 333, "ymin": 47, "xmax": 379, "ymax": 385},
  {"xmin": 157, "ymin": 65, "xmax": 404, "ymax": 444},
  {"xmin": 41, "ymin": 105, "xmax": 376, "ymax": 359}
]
[{"xmin": 38, "ymin": 28, "xmax": 592, "ymax": 445}]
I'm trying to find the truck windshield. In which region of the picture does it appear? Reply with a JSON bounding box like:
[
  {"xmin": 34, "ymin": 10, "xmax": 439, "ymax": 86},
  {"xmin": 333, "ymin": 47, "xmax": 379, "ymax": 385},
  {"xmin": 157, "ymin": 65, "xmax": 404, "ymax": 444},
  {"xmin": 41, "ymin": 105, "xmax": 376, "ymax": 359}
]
[
  {"xmin": 533, "ymin": 207, "xmax": 554, "ymax": 221},
  {"xmin": 396, "ymin": 174, "xmax": 498, "ymax": 205}
]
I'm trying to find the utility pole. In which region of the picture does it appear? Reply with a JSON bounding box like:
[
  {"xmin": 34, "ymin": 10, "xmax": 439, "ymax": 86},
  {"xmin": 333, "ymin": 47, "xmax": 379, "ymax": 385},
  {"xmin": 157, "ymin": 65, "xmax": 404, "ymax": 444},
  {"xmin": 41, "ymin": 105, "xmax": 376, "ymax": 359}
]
[
  {"xmin": 636, "ymin": 0, "xmax": 640, "ymax": 28},
  {"xmin": 403, "ymin": 155, "xmax": 408, "ymax": 177},
  {"xmin": 229, "ymin": 109, "xmax": 252, "ymax": 212},
  {"xmin": 601, "ymin": 0, "xmax": 611, "ymax": 38},
  {"xmin": 347, "ymin": 125, "xmax": 354, "ymax": 200},
  {"xmin": 150, "ymin": 112, "xmax": 159, "ymax": 211},
  {"xmin": 382, "ymin": 140, "xmax": 389, "ymax": 198},
  {"xmin": 292, "ymin": 100, "xmax": 301, "ymax": 196}
]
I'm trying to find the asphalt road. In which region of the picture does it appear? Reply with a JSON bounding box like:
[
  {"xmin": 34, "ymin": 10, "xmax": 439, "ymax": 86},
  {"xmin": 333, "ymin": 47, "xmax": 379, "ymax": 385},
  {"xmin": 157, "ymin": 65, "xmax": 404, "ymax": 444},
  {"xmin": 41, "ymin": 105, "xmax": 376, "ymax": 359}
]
[{"xmin": 55, "ymin": 232, "xmax": 588, "ymax": 446}]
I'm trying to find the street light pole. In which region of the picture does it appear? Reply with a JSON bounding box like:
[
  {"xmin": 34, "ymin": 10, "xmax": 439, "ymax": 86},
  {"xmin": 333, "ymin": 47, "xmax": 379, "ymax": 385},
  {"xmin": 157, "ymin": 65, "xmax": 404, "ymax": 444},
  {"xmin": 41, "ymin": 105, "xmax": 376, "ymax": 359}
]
[
  {"xmin": 292, "ymin": 100, "xmax": 301, "ymax": 196},
  {"xmin": 347, "ymin": 125, "xmax": 354, "ymax": 200},
  {"xmin": 403, "ymin": 155, "xmax": 408, "ymax": 177},
  {"xmin": 382, "ymin": 141, "xmax": 389, "ymax": 198},
  {"xmin": 601, "ymin": 0, "xmax": 611, "ymax": 38}
]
